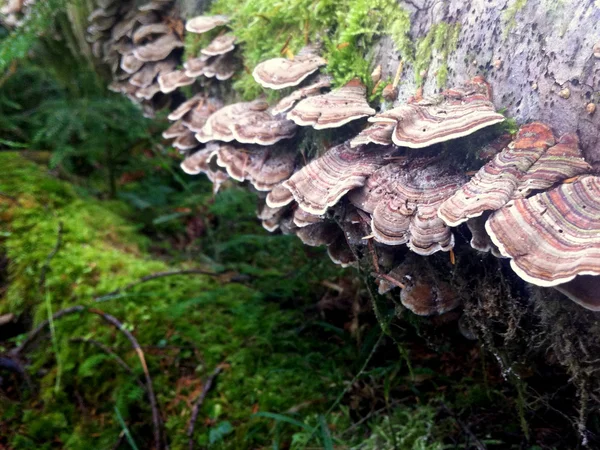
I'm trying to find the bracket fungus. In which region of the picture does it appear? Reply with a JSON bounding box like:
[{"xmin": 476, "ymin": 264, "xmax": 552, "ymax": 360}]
[
  {"xmin": 265, "ymin": 183, "xmax": 295, "ymax": 208},
  {"xmin": 438, "ymin": 123, "xmax": 590, "ymax": 227},
  {"xmin": 287, "ymin": 79, "xmax": 376, "ymax": 130},
  {"xmin": 282, "ymin": 141, "xmax": 398, "ymax": 216},
  {"xmin": 158, "ymin": 70, "xmax": 196, "ymax": 93},
  {"xmin": 357, "ymin": 77, "xmax": 504, "ymax": 148},
  {"xmin": 197, "ymin": 100, "xmax": 296, "ymax": 145},
  {"xmin": 350, "ymin": 163, "xmax": 465, "ymax": 255},
  {"xmin": 214, "ymin": 144, "xmax": 296, "ymax": 191},
  {"xmin": 252, "ymin": 47, "xmax": 326, "ymax": 90},
  {"xmin": 486, "ymin": 175, "xmax": 600, "ymax": 288},
  {"xmin": 201, "ymin": 34, "xmax": 236, "ymax": 57},
  {"xmin": 377, "ymin": 260, "xmax": 461, "ymax": 316},
  {"xmin": 180, "ymin": 147, "xmax": 229, "ymax": 193},
  {"xmin": 133, "ymin": 33, "xmax": 184, "ymax": 62},
  {"xmin": 185, "ymin": 15, "xmax": 229, "ymax": 34},
  {"xmin": 272, "ymin": 76, "xmax": 332, "ymax": 116}
]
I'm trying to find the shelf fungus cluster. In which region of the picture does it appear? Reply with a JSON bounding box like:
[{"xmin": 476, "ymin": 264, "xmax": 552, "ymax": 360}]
[
  {"xmin": 94, "ymin": 9, "xmax": 600, "ymax": 315},
  {"xmin": 87, "ymin": 0, "xmax": 183, "ymax": 117},
  {"xmin": 0, "ymin": 0, "xmax": 36, "ymax": 28}
]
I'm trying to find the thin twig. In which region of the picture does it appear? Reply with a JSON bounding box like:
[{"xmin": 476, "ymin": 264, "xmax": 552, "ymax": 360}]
[
  {"xmin": 440, "ymin": 402, "xmax": 487, "ymax": 450},
  {"xmin": 187, "ymin": 366, "xmax": 223, "ymax": 450},
  {"xmin": 39, "ymin": 221, "xmax": 63, "ymax": 290},
  {"xmin": 88, "ymin": 308, "xmax": 162, "ymax": 450},
  {"xmin": 94, "ymin": 269, "xmax": 221, "ymax": 302},
  {"xmin": 10, "ymin": 305, "xmax": 86, "ymax": 356},
  {"xmin": 70, "ymin": 338, "xmax": 147, "ymax": 392}
]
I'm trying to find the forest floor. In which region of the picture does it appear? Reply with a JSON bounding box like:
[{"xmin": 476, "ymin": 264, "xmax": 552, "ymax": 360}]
[{"xmin": 0, "ymin": 152, "xmax": 570, "ymax": 449}]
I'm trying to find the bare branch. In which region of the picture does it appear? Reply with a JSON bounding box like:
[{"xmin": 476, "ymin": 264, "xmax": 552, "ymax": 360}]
[
  {"xmin": 187, "ymin": 365, "xmax": 223, "ymax": 450},
  {"xmin": 88, "ymin": 308, "xmax": 162, "ymax": 450},
  {"xmin": 94, "ymin": 269, "xmax": 222, "ymax": 302}
]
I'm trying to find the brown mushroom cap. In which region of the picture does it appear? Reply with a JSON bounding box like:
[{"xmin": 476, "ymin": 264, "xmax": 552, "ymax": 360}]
[
  {"xmin": 201, "ymin": 53, "xmax": 237, "ymax": 81},
  {"xmin": 293, "ymin": 207, "xmax": 323, "ymax": 228},
  {"xmin": 371, "ymin": 100, "xmax": 505, "ymax": 149},
  {"xmin": 271, "ymin": 75, "xmax": 332, "ymax": 116},
  {"xmin": 130, "ymin": 57, "xmax": 177, "ymax": 88},
  {"xmin": 252, "ymin": 51, "xmax": 327, "ymax": 90},
  {"xmin": 158, "ymin": 70, "xmax": 196, "ymax": 93},
  {"xmin": 350, "ymin": 163, "xmax": 465, "ymax": 255},
  {"xmin": 282, "ymin": 141, "xmax": 398, "ymax": 215},
  {"xmin": 257, "ymin": 201, "xmax": 288, "ymax": 232},
  {"xmin": 296, "ymin": 222, "xmax": 341, "ymax": 247},
  {"xmin": 377, "ymin": 260, "xmax": 461, "ymax": 315},
  {"xmin": 135, "ymin": 83, "xmax": 162, "ymax": 100},
  {"xmin": 180, "ymin": 147, "xmax": 229, "ymax": 192},
  {"xmin": 266, "ymin": 183, "xmax": 295, "ymax": 208},
  {"xmin": 181, "ymin": 98, "xmax": 223, "ymax": 133},
  {"xmin": 215, "ymin": 144, "xmax": 296, "ymax": 191},
  {"xmin": 554, "ymin": 275, "xmax": 600, "ymax": 311},
  {"xmin": 201, "ymin": 33, "xmax": 236, "ymax": 57},
  {"xmin": 173, "ymin": 131, "xmax": 199, "ymax": 151},
  {"xmin": 287, "ymin": 79, "xmax": 376, "ymax": 130},
  {"xmin": 197, "ymin": 100, "xmax": 295, "ymax": 145},
  {"xmin": 162, "ymin": 119, "xmax": 188, "ymax": 139},
  {"xmin": 350, "ymin": 122, "xmax": 395, "ymax": 148},
  {"xmin": 132, "ymin": 22, "xmax": 170, "ymax": 44},
  {"xmin": 168, "ymin": 94, "xmax": 205, "ymax": 121},
  {"xmin": 185, "ymin": 15, "xmax": 229, "ymax": 34},
  {"xmin": 486, "ymin": 175, "xmax": 600, "ymax": 288},
  {"xmin": 120, "ymin": 53, "xmax": 144, "ymax": 74},
  {"xmin": 438, "ymin": 124, "xmax": 590, "ymax": 227},
  {"xmin": 133, "ymin": 33, "xmax": 184, "ymax": 62},
  {"xmin": 327, "ymin": 233, "xmax": 357, "ymax": 268}
]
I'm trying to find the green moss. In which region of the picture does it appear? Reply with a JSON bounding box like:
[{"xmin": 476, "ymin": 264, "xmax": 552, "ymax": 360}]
[
  {"xmin": 200, "ymin": 0, "xmax": 412, "ymax": 99},
  {"xmin": 413, "ymin": 22, "xmax": 461, "ymax": 87},
  {"xmin": 0, "ymin": 153, "xmax": 361, "ymax": 449},
  {"xmin": 503, "ymin": 0, "xmax": 528, "ymax": 37}
]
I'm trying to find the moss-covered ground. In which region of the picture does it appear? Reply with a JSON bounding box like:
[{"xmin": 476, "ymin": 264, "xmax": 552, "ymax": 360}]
[{"xmin": 2, "ymin": 151, "xmax": 582, "ymax": 450}]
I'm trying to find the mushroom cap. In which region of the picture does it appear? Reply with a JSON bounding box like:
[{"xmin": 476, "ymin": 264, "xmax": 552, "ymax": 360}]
[
  {"xmin": 201, "ymin": 33, "xmax": 236, "ymax": 57},
  {"xmin": 513, "ymin": 133, "xmax": 591, "ymax": 198},
  {"xmin": 282, "ymin": 141, "xmax": 398, "ymax": 216},
  {"xmin": 293, "ymin": 207, "xmax": 323, "ymax": 228},
  {"xmin": 132, "ymin": 22, "xmax": 171, "ymax": 44},
  {"xmin": 252, "ymin": 53, "xmax": 327, "ymax": 90},
  {"xmin": 266, "ymin": 183, "xmax": 295, "ymax": 208},
  {"xmin": 129, "ymin": 57, "xmax": 176, "ymax": 87},
  {"xmin": 180, "ymin": 147, "xmax": 217, "ymax": 175},
  {"xmin": 201, "ymin": 53, "xmax": 237, "ymax": 81},
  {"xmin": 371, "ymin": 99, "xmax": 505, "ymax": 149},
  {"xmin": 350, "ymin": 122, "xmax": 395, "ymax": 148},
  {"xmin": 162, "ymin": 119, "xmax": 188, "ymax": 139},
  {"xmin": 181, "ymin": 98, "xmax": 223, "ymax": 133},
  {"xmin": 173, "ymin": 131, "xmax": 199, "ymax": 151},
  {"xmin": 185, "ymin": 15, "xmax": 229, "ymax": 34},
  {"xmin": 327, "ymin": 233, "xmax": 357, "ymax": 268},
  {"xmin": 438, "ymin": 124, "xmax": 591, "ymax": 228},
  {"xmin": 401, "ymin": 279, "xmax": 460, "ymax": 316},
  {"xmin": 554, "ymin": 275, "xmax": 600, "ymax": 311},
  {"xmin": 120, "ymin": 53, "xmax": 144, "ymax": 74},
  {"xmin": 287, "ymin": 79, "xmax": 375, "ymax": 130},
  {"xmin": 197, "ymin": 100, "xmax": 295, "ymax": 145},
  {"xmin": 133, "ymin": 33, "xmax": 184, "ymax": 62},
  {"xmin": 257, "ymin": 201, "xmax": 288, "ymax": 232},
  {"xmin": 168, "ymin": 94, "xmax": 205, "ymax": 121},
  {"xmin": 272, "ymin": 75, "xmax": 332, "ymax": 116},
  {"xmin": 215, "ymin": 144, "xmax": 296, "ymax": 191},
  {"xmin": 184, "ymin": 57, "xmax": 209, "ymax": 77},
  {"xmin": 158, "ymin": 70, "xmax": 196, "ymax": 93},
  {"xmin": 135, "ymin": 83, "xmax": 161, "ymax": 100},
  {"xmin": 296, "ymin": 222, "xmax": 340, "ymax": 247},
  {"xmin": 486, "ymin": 175, "xmax": 600, "ymax": 287},
  {"xmin": 350, "ymin": 163, "xmax": 465, "ymax": 255}
]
